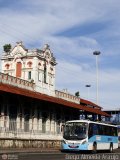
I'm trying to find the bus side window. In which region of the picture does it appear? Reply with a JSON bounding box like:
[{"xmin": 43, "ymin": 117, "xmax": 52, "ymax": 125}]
[
  {"xmin": 98, "ymin": 124, "xmax": 103, "ymax": 135},
  {"xmin": 88, "ymin": 123, "xmax": 93, "ymax": 138},
  {"xmin": 93, "ymin": 124, "xmax": 98, "ymax": 135},
  {"xmin": 111, "ymin": 127, "xmax": 117, "ymax": 136}
]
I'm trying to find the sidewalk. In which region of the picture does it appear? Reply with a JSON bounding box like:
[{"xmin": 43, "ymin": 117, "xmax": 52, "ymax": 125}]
[{"xmin": 0, "ymin": 148, "xmax": 60, "ymax": 154}]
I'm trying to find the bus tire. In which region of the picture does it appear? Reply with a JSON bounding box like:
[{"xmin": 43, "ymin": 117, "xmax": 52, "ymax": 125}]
[
  {"xmin": 92, "ymin": 142, "xmax": 97, "ymax": 154},
  {"xmin": 61, "ymin": 149, "xmax": 65, "ymax": 153},
  {"xmin": 109, "ymin": 143, "xmax": 113, "ymax": 153}
]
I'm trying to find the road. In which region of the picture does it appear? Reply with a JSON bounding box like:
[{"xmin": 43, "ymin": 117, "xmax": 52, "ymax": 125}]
[{"xmin": 0, "ymin": 149, "xmax": 120, "ymax": 160}]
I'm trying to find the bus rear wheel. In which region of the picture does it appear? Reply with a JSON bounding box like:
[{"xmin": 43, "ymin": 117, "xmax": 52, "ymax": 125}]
[
  {"xmin": 109, "ymin": 143, "xmax": 113, "ymax": 153},
  {"xmin": 92, "ymin": 143, "xmax": 97, "ymax": 154}
]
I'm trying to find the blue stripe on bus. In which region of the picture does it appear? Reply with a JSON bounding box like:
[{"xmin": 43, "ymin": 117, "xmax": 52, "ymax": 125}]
[
  {"xmin": 88, "ymin": 135, "xmax": 118, "ymax": 143},
  {"xmin": 61, "ymin": 135, "xmax": 118, "ymax": 150}
]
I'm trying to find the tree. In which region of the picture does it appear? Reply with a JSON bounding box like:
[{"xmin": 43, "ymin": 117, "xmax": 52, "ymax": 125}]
[
  {"xmin": 3, "ymin": 44, "xmax": 11, "ymax": 53},
  {"xmin": 75, "ymin": 91, "xmax": 80, "ymax": 97}
]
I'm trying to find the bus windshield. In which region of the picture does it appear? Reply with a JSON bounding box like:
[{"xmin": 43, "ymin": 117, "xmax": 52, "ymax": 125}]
[{"xmin": 63, "ymin": 122, "xmax": 88, "ymax": 140}]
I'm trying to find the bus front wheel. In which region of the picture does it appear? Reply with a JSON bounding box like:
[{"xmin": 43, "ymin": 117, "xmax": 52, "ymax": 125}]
[{"xmin": 109, "ymin": 143, "xmax": 113, "ymax": 153}]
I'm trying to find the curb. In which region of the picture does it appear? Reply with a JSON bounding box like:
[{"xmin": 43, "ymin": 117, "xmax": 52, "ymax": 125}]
[{"xmin": 0, "ymin": 149, "xmax": 60, "ymax": 155}]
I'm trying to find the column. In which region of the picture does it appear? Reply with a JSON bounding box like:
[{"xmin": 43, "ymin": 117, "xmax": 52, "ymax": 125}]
[
  {"xmin": 50, "ymin": 113, "xmax": 55, "ymax": 134},
  {"xmin": 46, "ymin": 112, "xmax": 50, "ymax": 133},
  {"xmin": 16, "ymin": 105, "xmax": 20, "ymax": 130},
  {"xmin": 21, "ymin": 106, "xmax": 24, "ymax": 131},
  {"xmin": 4, "ymin": 105, "xmax": 7, "ymax": 129},
  {"xmin": 0, "ymin": 104, "xmax": 1, "ymax": 127},
  {"xmin": 38, "ymin": 111, "xmax": 42, "ymax": 132},
  {"xmin": 29, "ymin": 108, "xmax": 33, "ymax": 131},
  {"xmin": 3, "ymin": 105, "xmax": 8, "ymax": 129},
  {"xmin": 54, "ymin": 113, "xmax": 57, "ymax": 134},
  {"xmin": 33, "ymin": 107, "xmax": 38, "ymax": 132},
  {"xmin": 0, "ymin": 105, "xmax": 5, "ymax": 128}
]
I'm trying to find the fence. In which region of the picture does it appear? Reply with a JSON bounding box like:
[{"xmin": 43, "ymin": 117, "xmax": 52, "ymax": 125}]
[{"xmin": 0, "ymin": 119, "xmax": 62, "ymax": 140}]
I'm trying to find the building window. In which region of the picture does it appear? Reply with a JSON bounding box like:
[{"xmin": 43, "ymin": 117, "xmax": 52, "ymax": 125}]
[
  {"xmin": 44, "ymin": 64, "xmax": 47, "ymax": 83},
  {"xmin": 38, "ymin": 62, "xmax": 41, "ymax": 66},
  {"xmin": 50, "ymin": 67, "xmax": 53, "ymax": 71},
  {"xmin": 5, "ymin": 63, "xmax": 10, "ymax": 69},
  {"xmin": 28, "ymin": 71, "xmax": 31, "ymax": 80},
  {"xmin": 48, "ymin": 74, "xmax": 52, "ymax": 85},
  {"xmin": 38, "ymin": 72, "xmax": 42, "ymax": 81},
  {"xmin": 16, "ymin": 62, "xmax": 22, "ymax": 78},
  {"xmin": 27, "ymin": 61, "xmax": 32, "ymax": 68}
]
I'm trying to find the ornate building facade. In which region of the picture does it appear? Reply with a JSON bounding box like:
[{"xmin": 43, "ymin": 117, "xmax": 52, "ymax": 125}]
[
  {"xmin": 1, "ymin": 42, "xmax": 56, "ymax": 96},
  {"xmin": 0, "ymin": 42, "xmax": 109, "ymax": 148}
]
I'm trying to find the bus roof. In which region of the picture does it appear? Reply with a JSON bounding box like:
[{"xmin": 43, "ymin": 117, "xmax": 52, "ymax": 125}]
[{"xmin": 65, "ymin": 120, "xmax": 117, "ymax": 127}]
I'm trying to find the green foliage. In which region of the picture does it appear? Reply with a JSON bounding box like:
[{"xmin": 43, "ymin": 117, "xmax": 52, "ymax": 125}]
[
  {"xmin": 3, "ymin": 44, "xmax": 11, "ymax": 53},
  {"xmin": 75, "ymin": 91, "xmax": 80, "ymax": 97}
]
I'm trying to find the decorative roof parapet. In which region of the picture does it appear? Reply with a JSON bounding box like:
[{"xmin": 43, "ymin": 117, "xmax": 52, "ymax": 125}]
[
  {"xmin": 1, "ymin": 42, "xmax": 56, "ymax": 65},
  {"xmin": 0, "ymin": 72, "xmax": 35, "ymax": 91},
  {"xmin": 55, "ymin": 90, "xmax": 80, "ymax": 104}
]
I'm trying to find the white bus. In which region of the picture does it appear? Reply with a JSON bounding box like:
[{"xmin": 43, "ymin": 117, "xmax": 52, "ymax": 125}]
[
  {"xmin": 61, "ymin": 120, "xmax": 118, "ymax": 153},
  {"xmin": 118, "ymin": 125, "xmax": 120, "ymax": 147}
]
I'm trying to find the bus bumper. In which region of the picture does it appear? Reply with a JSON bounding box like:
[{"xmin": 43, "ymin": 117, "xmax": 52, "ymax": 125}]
[{"xmin": 61, "ymin": 143, "xmax": 88, "ymax": 151}]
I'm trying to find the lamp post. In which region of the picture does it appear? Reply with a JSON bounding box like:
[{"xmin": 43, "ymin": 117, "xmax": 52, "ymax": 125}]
[
  {"xmin": 93, "ymin": 51, "xmax": 101, "ymax": 105},
  {"xmin": 85, "ymin": 84, "xmax": 91, "ymax": 100}
]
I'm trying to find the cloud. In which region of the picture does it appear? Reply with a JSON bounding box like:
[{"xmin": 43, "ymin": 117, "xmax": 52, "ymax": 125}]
[
  {"xmin": 56, "ymin": 60, "xmax": 120, "ymax": 109},
  {"xmin": 41, "ymin": 36, "xmax": 99, "ymax": 59},
  {"xmin": 0, "ymin": 0, "xmax": 120, "ymax": 109}
]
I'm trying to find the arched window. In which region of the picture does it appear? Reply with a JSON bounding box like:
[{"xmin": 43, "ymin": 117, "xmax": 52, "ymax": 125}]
[
  {"xmin": 38, "ymin": 62, "xmax": 41, "ymax": 66},
  {"xmin": 27, "ymin": 61, "xmax": 32, "ymax": 67},
  {"xmin": 44, "ymin": 62, "xmax": 47, "ymax": 83},
  {"xmin": 5, "ymin": 64, "xmax": 10, "ymax": 69}
]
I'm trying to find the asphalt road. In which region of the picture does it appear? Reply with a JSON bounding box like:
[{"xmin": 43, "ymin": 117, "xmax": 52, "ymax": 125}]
[{"xmin": 0, "ymin": 149, "xmax": 120, "ymax": 160}]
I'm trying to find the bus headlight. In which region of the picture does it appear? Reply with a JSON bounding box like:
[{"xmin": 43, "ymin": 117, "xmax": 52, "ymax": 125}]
[{"xmin": 82, "ymin": 140, "xmax": 87, "ymax": 144}]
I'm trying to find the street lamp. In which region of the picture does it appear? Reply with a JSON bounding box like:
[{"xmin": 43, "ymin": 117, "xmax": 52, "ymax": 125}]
[
  {"xmin": 93, "ymin": 51, "xmax": 101, "ymax": 105},
  {"xmin": 85, "ymin": 84, "xmax": 91, "ymax": 100}
]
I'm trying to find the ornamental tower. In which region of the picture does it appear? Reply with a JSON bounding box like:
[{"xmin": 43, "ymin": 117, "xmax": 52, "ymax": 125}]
[{"xmin": 1, "ymin": 42, "xmax": 57, "ymax": 95}]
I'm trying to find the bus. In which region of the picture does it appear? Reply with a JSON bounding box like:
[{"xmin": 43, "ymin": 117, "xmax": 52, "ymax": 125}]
[
  {"xmin": 117, "ymin": 125, "xmax": 120, "ymax": 147},
  {"xmin": 61, "ymin": 120, "xmax": 118, "ymax": 153}
]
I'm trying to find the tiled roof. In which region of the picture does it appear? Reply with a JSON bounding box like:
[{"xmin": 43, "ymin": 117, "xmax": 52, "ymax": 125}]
[
  {"xmin": 80, "ymin": 98, "xmax": 102, "ymax": 109},
  {"xmin": 0, "ymin": 82, "xmax": 110, "ymax": 117}
]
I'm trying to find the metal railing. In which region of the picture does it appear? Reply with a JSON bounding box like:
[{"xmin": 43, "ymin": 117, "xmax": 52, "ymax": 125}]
[{"xmin": 0, "ymin": 119, "xmax": 62, "ymax": 140}]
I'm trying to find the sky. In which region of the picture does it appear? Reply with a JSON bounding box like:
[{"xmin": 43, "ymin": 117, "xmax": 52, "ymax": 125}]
[{"xmin": 0, "ymin": 0, "xmax": 120, "ymax": 110}]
